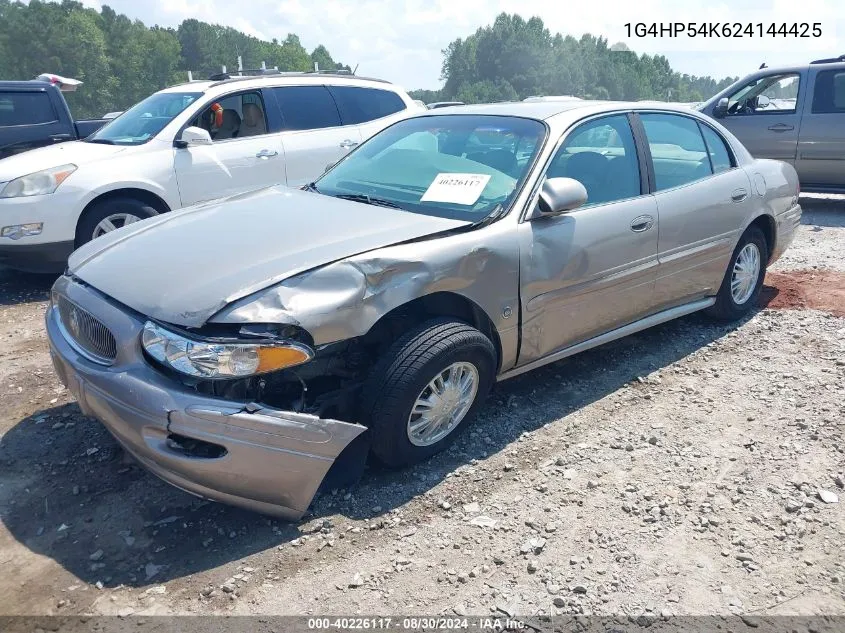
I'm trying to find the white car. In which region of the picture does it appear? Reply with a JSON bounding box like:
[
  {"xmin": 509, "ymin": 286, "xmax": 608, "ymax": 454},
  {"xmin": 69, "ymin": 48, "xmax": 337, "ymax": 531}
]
[{"xmin": 0, "ymin": 72, "xmax": 421, "ymax": 272}]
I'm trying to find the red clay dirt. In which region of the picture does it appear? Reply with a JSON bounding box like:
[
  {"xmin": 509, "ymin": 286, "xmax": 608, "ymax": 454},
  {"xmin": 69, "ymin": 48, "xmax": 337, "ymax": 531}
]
[{"xmin": 761, "ymin": 268, "xmax": 845, "ymax": 317}]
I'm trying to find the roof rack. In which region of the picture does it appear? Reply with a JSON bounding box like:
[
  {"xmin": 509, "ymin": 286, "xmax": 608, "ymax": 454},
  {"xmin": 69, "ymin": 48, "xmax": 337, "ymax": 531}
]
[
  {"xmin": 208, "ymin": 67, "xmax": 282, "ymax": 81},
  {"xmin": 207, "ymin": 68, "xmax": 390, "ymax": 87},
  {"xmin": 308, "ymin": 69, "xmax": 353, "ymax": 75},
  {"xmin": 810, "ymin": 54, "xmax": 845, "ymax": 64}
]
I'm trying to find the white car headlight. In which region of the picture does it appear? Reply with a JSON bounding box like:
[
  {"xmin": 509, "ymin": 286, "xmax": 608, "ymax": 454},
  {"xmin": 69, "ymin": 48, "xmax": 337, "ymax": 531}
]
[
  {"xmin": 0, "ymin": 164, "xmax": 77, "ymax": 198},
  {"xmin": 141, "ymin": 321, "xmax": 313, "ymax": 378}
]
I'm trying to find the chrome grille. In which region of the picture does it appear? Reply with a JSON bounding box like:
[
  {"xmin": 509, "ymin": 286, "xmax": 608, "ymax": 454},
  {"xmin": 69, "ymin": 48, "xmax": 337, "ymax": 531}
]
[{"xmin": 56, "ymin": 295, "xmax": 117, "ymax": 364}]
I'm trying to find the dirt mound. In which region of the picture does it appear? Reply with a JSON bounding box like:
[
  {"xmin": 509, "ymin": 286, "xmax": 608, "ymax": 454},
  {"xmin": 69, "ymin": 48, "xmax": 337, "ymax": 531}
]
[{"xmin": 762, "ymin": 269, "xmax": 845, "ymax": 317}]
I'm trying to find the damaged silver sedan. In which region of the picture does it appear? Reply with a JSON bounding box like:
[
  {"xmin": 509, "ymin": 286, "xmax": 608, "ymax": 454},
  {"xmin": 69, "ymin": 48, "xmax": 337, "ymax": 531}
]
[{"xmin": 46, "ymin": 101, "xmax": 801, "ymax": 518}]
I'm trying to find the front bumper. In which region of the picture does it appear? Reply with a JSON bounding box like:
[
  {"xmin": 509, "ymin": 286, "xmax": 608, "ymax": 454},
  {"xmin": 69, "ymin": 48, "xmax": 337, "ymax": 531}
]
[
  {"xmin": 0, "ymin": 240, "xmax": 75, "ymax": 273},
  {"xmin": 45, "ymin": 275, "xmax": 367, "ymax": 519}
]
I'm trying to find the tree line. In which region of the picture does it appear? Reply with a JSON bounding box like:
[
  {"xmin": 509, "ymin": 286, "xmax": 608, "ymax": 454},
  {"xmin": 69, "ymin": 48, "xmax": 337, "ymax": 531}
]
[
  {"xmin": 0, "ymin": 0, "xmax": 349, "ymax": 119},
  {"xmin": 0, "ymin": 3, "xmax": 740, "ymax": 119},
  {"xmin": 410, "ymin": 13, "xmax": 739, "ymax": 105}
]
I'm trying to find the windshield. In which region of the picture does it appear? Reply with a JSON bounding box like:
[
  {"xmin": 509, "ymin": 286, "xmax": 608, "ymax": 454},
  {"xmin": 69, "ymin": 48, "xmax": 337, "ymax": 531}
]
[
  {"xmin": 314, "ymin": 115, "xmax": 547, "ymax": 221},
  {"xmin": 86, "ymin": 92, "xmax": 201, "ymax": 146}
]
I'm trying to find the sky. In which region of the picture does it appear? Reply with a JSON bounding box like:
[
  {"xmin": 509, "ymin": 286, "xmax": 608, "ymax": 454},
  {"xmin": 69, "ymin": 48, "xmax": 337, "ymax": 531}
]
[{"xmin": 77, "ymin": 0, "xmax": 845, "ymax": 90}]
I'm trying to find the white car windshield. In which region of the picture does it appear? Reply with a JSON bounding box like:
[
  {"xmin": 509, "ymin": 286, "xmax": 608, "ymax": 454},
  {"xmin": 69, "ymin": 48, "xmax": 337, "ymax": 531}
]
[
  {"xmin": 313, "ymin": 115, "xmax": 547, "ymax": 222},
  {"xmin": 86, "ymin": 92, "xmax": 201, "ymax": 146}
]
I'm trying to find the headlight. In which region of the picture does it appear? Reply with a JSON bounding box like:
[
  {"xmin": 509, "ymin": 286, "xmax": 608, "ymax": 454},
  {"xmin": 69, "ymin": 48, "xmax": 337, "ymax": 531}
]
[
  {"xmin": 141, "ymin": 321, "xmax": 313, "ymax": 378},
  {"xmin": 0, "ymin": 164, "xmax": 77, "ymax": 198}
]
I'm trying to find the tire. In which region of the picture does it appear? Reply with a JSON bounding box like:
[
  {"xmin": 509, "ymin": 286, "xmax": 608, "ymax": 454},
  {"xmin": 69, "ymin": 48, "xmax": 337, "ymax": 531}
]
[
  {"xmin": 705, "ymin": 225, "xmax": 768, "ymax": 321},
  {"xmin": 76, "ymin": 197, "xmax": 159, "ymax": 247},
  {"xmin": 360, "ymin": 318, "xmax": 496, "ymax": 468}
]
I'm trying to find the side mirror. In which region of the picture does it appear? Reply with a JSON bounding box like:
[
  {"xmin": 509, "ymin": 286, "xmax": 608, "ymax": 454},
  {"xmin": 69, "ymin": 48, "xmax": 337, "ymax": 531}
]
[
  {"xmin": 530, "ymin": 177, "xmax": 588, "ymax": 218},
  {"xmin": 756, "ymin": 94, "xmax": 771, "ymax": 109},
  {"xmin": 177, "ymin": 126, "xmax": 212, "ymax": 148},
  {"xmin": 713, "ymin": 97, "xmax": 729, "ymax": 118}
]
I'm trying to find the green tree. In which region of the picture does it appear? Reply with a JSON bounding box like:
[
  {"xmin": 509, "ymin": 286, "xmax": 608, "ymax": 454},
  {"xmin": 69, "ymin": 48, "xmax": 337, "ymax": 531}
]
[
  {"xmin": 310, "ymin": 44, "xmax": 350, "ymax": 72},
  {"xmin": 0, "ymin": 1, "xmax": 350, "ymax": 118},
  {"xmin": 456, "ymin": 78, "xmax": 518, "ymax": 104},
  {"xmin": 428, "ymin": 13, "xmax": 736, "ymax": 106}
]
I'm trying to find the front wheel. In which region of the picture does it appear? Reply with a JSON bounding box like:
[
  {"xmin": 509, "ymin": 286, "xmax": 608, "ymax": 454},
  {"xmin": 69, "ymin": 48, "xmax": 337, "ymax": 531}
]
[
  {"xmin": 76, "ymin": 197, "xmax": 158, "ymax": 247},
  {"xmin": 360, "ymin": 319, "xmax": 496, "ymax": 468},
  {"xmin": 706, "ymin": 225, "xmax": 768, "ymax": 321}
]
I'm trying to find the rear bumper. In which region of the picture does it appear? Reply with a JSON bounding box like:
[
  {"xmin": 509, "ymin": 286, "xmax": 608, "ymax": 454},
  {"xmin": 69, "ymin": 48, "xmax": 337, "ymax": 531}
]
[
  {"xmin": 45, "ymin": 275, "xmax": 367, "ymax": 519},
  {"xmin": 770, "ymin": 203, "xmax": 802, "ymax": 265}
]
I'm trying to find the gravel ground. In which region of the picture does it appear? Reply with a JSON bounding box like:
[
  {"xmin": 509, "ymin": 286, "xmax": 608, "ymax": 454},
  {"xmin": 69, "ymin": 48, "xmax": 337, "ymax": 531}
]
[{"xmin": 0, "ymin": 196, "xmax": 843, "ymax": 619}]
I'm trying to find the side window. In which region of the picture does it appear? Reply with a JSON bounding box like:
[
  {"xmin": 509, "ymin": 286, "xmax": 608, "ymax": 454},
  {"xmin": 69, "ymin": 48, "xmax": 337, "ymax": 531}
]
[
  {"xmin": 191, "ymin": 91, "xmax": 268, "ymax": 141},
  {"xmin": 328, "ymin": 86, "xmax": 406, "ymax": 125},
  {"xmin": 698, "ymin": 124, "xmax": 734, "ymax": 174},
  {"xmin": 0, "ymin": 92, "xmax": 58, "ymax": 127},
  {"xmin": 273, "ymin": 86, "xmax": 341, "ymax": 131},
  {"xmin": 811, "ymin": 70, "xmax": 845, "ymax": 114},
  {"xmin": 546, "ymin": 114, "xmax": 641, "ymax": 206},
  {"xmin": 726, "ymin": 73, "xmax": 800, "ymax": 115},
  {"xmin": 640, "ymin": 113, "xmax": 712, "ymax": 191}
]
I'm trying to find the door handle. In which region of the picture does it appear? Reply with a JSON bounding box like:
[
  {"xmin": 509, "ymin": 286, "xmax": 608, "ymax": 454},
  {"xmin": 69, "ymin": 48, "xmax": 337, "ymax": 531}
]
[
  {"xmin": 731, "ymin": 188, "xmax": 748, "ymax": 203},
  {"xmin": 339, "ymin": 139, "xmax": 359, "ymax": 149},
  {"xmin": 767, "ymin": 123, "xmax": 794, "ymax": 132},
  {"xmin": 630, "ymin": 215, "xmax": 655, "ymax": 232},
  {"xmin": 255, "ymin": 149, "xmax": 278, "ymax": 158},
  {"xmin": 49, "ymin": 134, "xmax": 72, "ymax": 142}
]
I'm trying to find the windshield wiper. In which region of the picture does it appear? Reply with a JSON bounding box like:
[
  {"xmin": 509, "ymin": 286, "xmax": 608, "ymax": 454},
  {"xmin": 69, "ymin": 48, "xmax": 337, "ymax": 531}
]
[
  {"xmin": 85, "ymin": 138, "xmax": 116, "ymax": 145},
  {"xmin": 302, "ymin": 181, "xmax": 320, "ymax": 193},
  {"xmin": 332, "ymin": 193, "xmax": 403, "ymax": 209},
  {"xmin": 471, "ymin": 203, "xmax": 506, "ymax": 228}
]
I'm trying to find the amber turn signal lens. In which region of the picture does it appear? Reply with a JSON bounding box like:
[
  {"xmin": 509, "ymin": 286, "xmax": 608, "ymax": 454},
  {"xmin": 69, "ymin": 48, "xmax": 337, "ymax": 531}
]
[{"xmin": 256, "ymin": 345, "xmax": 312, "ymax": 373}]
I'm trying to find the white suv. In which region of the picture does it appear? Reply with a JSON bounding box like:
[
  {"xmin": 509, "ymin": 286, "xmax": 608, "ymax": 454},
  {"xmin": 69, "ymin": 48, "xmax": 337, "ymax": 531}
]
[{"xmin": 0, "ymin": 72, "xmax": 422, "ymax": 272}]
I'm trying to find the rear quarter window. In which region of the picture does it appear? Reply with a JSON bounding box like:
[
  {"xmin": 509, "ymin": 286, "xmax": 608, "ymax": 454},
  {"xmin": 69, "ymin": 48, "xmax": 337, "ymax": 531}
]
[
  {"xmin": 0, "ymin": 91, "xmax": 58, "ymax": 127},
  {"xmin": 699, "ymin": 124, "xmax": 734, "ymax": 173},
  {"xmin": 328, "ymin": 86, "xmax": 406, "ymax": 125},
  {"xmin": 811, "ymin": 69, "xmax": 845, "ymax": 114}
]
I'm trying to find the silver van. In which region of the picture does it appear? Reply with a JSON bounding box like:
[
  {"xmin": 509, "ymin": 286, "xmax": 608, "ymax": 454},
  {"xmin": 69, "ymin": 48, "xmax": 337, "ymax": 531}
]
[{"xmin": 699, "ymin": 55, "xmax": 845, "ymax": 193}]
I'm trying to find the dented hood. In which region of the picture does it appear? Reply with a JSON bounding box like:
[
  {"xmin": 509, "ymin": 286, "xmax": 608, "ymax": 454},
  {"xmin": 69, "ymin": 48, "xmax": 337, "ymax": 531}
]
[{"xmin": 68, "ymin": 186, "xmax": 470, "ymax": 327}]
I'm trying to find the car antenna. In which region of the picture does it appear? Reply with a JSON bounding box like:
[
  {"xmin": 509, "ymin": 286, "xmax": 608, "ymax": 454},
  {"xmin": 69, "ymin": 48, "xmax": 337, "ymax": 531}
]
[{"xmin": 759, "ymin": 62, "xmax": 767, "ymax": 69}]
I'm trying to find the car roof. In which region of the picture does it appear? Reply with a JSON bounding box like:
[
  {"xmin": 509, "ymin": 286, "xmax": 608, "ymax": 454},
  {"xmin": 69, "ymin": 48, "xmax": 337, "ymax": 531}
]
[
  {"xmin": 418, "ymin": 100, "xmax": 701, "ymax": 120},
  {"xmin": 0, "ymin": 80, "xmax": 56, "ymax": 91},
  {"xmin": 160, "ymin": 73, "xmax": 402, "ymax": 96},
  {"xmin": 738, "ymin": 59, "xmax": 845, "ymax": 78}
]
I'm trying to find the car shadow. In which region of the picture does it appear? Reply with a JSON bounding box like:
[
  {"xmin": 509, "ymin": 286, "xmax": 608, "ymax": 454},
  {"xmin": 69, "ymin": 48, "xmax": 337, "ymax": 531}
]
[
  {"xmin": 0, "ymin": 266, "xmax": 57, "ymax": 307},
  {"xmin": 0, "ymin": 304, "xmax": 755, "ymax": 590},
  {"xmin": 758, "ymin": 283, "xmax": 780, "ymax": 308}
]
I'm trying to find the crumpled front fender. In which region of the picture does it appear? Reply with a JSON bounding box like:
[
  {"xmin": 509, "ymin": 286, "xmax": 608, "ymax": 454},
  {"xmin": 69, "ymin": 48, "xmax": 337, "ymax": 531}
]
[{"xmin": 209, "ymin": 226, "xmax": 521, "ymax": 363}]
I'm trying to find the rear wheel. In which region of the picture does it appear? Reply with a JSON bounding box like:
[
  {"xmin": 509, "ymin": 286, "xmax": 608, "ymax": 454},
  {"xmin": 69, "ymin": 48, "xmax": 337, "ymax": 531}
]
[
  {"xmin": 360, "ymin": 319, "xmax": 496, "ymax": 468},
  {"xmin": 76, "ymin": 197, "xmax": 158, "ymax": 247},
  {"xmin": 706, "ymin": 226, "xmax": 768, "ymax": 321}
]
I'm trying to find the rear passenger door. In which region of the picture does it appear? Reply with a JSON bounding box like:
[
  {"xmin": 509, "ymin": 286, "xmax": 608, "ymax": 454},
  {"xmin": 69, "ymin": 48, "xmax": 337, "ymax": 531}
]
[
  {"xmin": 0, "ymin": 88, "xmax": 67, "ymax": 159},
  {"xmin": 795, "ymin": 68, "xmax": 845, "ymax": 188},
  {"xmin": 272, "ymin": 85, "xmax": 361, "ymax": 186},
  {"xmin": 327, "ymin": 85, "xmax": 409, "ymax": 143},
  {"xmin": 637, "ymin": 112, "xmax": 753, "ymax": 309}
]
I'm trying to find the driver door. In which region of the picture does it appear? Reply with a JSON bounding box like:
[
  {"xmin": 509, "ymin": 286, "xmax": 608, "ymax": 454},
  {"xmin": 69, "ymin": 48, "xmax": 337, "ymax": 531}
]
[
  {"xmin": 174, "ymin": 90, "xmax": 285, "ymax": 206},
  {"xmin": 517, "ymin": 113, "xmax": 659, "ymax": 364},
  {"xmin": 716, "ymin": 72, "xmax": 804, "ymax": 165}
]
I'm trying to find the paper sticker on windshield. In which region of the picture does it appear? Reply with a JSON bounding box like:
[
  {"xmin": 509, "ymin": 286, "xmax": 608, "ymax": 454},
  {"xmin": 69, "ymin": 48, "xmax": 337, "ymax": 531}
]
[{"xmin": 421, "ymin": 173, "xmax": 491, "ymax": 206}]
